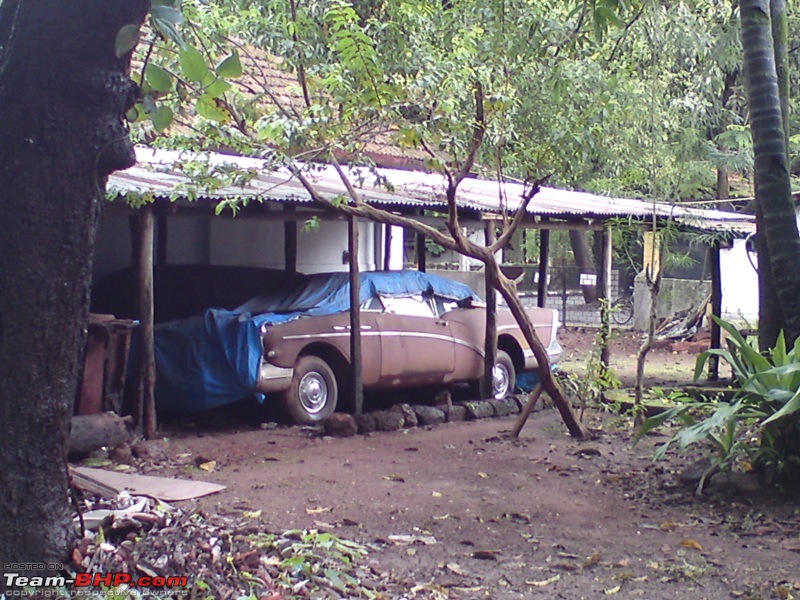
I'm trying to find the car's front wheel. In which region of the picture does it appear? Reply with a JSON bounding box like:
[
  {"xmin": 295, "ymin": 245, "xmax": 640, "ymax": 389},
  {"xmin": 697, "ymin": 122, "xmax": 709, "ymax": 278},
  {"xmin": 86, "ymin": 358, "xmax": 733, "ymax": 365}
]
[
  {"xmin": 492, "ymin": 350, "xmax": 516, "ymax": 399},
  {"xmin": 282, "ymin": 355, "xmax": 338, "ymax": 424}
]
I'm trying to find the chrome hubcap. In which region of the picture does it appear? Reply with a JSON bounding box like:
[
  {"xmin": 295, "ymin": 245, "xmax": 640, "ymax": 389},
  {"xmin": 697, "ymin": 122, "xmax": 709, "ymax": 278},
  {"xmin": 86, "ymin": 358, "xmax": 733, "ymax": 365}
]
[
  {"xmin": 298, "ymin": 372, "xmax": 328, "ymax": 414},
  {"xmin": 492, "ymin": 363, "xmax": 510, "ymax": 399}
]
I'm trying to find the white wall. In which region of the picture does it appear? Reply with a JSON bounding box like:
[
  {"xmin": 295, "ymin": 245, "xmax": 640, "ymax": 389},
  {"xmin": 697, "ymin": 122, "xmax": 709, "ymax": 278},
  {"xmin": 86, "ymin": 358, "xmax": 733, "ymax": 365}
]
[
  {"xmin": 94, "ymin": 211, "xmax": 391, "ymax": 278},
  {"xmin": 719, "ymin": 238, "xmax": 759, "ymax": 324}
]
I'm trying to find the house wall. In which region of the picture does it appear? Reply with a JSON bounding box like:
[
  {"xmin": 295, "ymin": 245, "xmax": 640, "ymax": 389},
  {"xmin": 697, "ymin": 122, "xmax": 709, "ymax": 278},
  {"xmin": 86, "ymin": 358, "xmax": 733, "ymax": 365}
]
[
  {"xmin": 719, "ymin": 237, "xmax": 759, "ymax": 324},
  {"xmin": 93, "ymin": 211, "xmax": 394, "ymax": 281}
]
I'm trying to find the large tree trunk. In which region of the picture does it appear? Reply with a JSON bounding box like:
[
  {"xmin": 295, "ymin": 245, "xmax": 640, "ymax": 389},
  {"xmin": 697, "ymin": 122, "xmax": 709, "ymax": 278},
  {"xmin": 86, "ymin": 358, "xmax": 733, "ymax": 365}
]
[
  {"xmin": 569, "ymin": 230, "xmax": 597, "ymax": 303},
  {"xmin": 0, "ymin": 0, "xmax": 148, "ymax": 583},
  {"xmin": 740, "ymin": 0, "xmax": 800, "ymax": 346}
]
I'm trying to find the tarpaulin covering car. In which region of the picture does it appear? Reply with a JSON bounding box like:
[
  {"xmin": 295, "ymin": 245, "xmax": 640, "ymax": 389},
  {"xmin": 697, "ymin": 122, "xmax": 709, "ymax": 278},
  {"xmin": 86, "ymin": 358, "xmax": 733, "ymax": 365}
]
[{"xmin": 154, "ymin": 270, "xmax": 562, "ymax": 422}]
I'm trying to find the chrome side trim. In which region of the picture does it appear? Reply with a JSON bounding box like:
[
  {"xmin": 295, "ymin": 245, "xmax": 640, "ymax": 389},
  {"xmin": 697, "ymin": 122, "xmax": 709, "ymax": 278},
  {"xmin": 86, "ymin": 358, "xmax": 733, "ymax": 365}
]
[
  {"xmin": 280, "ymin": 330, "xmax": 486, "ymax": 356},
  {"xmin": 256, "ymin": 360, "xmax": 294, "ymax": 393}
]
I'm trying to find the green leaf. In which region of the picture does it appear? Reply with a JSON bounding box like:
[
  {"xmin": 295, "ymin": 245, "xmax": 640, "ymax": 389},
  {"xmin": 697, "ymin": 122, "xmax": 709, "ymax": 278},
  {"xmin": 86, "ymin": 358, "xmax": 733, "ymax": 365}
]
[
  {"xmin": 179, "ymin": 46, "xmax": 209, "ymax": 83},
  {"xmin": 151, "ymin": 105, "xmax": 174, "ymax": 132},
  {"xmin": 151, "ymin": 4, "xmax": 183, "ymax": 25},
  {"xmin": 196, "ymin": 94, "xmax": 229, "ymax": 122},
  {"xmin": 202, "ymin": 74, "xmax": 231, "ymax": 99},
  {"xmin": 114, "ymin": 24, "xmax": 140, "ymax": 57},
  {"xmin": 145, "ymin": 64, "xmax": 173, "ymax": 93},
  {"xmin": 762, "ymin": 388, "xmax": 800, "ymax": 425},
  {"xmin": 216, "ymin": 51, "xmax": 243, "ymax": 79}
]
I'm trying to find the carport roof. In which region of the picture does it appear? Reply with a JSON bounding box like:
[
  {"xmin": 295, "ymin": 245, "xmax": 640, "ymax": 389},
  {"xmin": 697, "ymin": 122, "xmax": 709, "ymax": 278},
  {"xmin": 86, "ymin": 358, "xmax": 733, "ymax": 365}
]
[{"xmin": 107, "ymin": 147, "xmax": 755, "ymax": 234}]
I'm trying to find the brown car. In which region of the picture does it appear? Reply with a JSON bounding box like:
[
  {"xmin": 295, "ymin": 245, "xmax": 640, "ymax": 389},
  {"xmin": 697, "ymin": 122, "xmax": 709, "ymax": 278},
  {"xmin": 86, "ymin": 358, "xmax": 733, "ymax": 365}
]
[{"xmin": 252, "ymin": 271, "xmax": 562, "ymax": 423}]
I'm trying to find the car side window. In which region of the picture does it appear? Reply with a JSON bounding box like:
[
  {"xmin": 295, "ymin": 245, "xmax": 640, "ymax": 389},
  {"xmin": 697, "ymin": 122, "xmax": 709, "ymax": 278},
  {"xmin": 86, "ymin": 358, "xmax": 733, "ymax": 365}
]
[
  {"xmin": 380, "ymin": 295, "xmax": 436, "ymax": 318},
  {"xmin": 360, "ymin": 296, "xmax": 384, "ymax": 311}
]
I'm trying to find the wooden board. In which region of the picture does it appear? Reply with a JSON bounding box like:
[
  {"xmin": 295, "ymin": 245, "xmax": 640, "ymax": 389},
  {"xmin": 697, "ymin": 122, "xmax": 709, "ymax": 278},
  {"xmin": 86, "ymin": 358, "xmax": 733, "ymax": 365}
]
[{"xmin": 71, "ymin": 466, "xmax": 226, "ymax": 502}]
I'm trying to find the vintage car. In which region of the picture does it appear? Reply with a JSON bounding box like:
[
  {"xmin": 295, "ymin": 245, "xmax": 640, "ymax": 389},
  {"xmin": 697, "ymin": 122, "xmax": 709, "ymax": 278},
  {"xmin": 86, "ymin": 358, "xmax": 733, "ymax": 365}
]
[{"xmin": 154, "ymin": 270, "xmax": 562, "ymax": 423}]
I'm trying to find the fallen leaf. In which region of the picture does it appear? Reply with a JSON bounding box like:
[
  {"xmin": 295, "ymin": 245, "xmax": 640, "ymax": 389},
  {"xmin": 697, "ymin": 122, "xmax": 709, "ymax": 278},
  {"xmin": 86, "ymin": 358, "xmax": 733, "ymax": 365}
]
[
  {"xmin": 604, "ymin": 584, "xmax": 622, "ymax": 595},
  {"xmin": 472, "ymin": 550, "xmax": 498, "ymax": 560},
  {"xmin": 387, "ymin": 534, "xmax": 438, "ymax": 546},
  {"xmin": 306, "ymin": 506, "xmax": 332, "ymax": 515},
  {"xmin": 680, "ymin": 539, "xmax": 703, "ymax": 551},
  {"xmin": 198, "ymin": 461, "xmax": 216, "ymax": 472},
  {"xmin": 432, "ymin": 514, "xmax": 450, "ymax": 521},
  {"xmin": 242, "ymin": 510, "xmax": 262, "ymax": 519},
  {"xmin": 383, "ymin": 475, "xmax": 405, "ymax": 483},
  {"xmin": 660, "ymin": 521, "xmax": 678, "ymax": 531},
  {"xmin": 584, "ymin": 550, "xmax": 602, "ymax": 568},
  {"xmin": 446, "ymin": 562, "xmax": 466, "ymax": 576},
  {"xmin": 404, "ymin": 447, "xmax": 419, "ymax": 452},
  {"xmin": 526, "ymin": 574, "xmax": 560, "ymax": 587},
  {"xmin": 432, "ymin": 491, "xmax": 443, "ymax": 497},
  {"xmin": 477, "ymin": 472, "xmax": 489, "ymax": 479}
]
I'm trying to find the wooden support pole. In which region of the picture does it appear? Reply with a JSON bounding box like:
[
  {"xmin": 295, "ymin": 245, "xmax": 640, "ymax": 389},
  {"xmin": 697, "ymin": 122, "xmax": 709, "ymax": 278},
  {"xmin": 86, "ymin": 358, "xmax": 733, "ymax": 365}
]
[
  {"xmin": 348, "ymin": 215, "xmax": 364, "ymax": 414},
  {"xmin": 537, "ymin": 229, "xmax": 550, "ymax": 308},
  {"xmin": 137, "ymin": 206, "xmax": 157, "ymax": 439},
  {"xmin": 599, "ymin": 224, "xmax": 613, "ymax": 369},
  {"xmin": 416, "ymin": 211, "xmax": 426, "ymax": 272},
  {"xmin": 284, "ymin": 205, "xmax": 297, "ymax": 275},
  {"xmin": 481, "ymin": 223, "xmax": 498, "ymax": 398},
  {"xmin": 510, "ymin": 384, "xmax": 544, "ymax": 437},
  {"xmin": 709, "ymin": 244, "xmax": 722, "ymax": 380},
  {"xmin": 383, "ymin": 224, "xmax": 392, "ymax": 271}
]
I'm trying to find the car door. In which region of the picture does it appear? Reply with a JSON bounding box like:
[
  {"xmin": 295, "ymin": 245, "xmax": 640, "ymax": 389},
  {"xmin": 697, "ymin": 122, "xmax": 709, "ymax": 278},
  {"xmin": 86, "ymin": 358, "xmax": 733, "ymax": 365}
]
[{"xmin": 375, "ymin": 294, "xmax": 456, "ymax": 386}]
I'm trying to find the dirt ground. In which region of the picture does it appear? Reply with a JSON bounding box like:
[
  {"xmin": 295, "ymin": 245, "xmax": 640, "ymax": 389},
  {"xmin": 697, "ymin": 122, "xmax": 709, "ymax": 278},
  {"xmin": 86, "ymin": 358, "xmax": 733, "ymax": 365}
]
[{"xmin": 140, "ymin": 328, "xmax": 799, "ymax": 599}]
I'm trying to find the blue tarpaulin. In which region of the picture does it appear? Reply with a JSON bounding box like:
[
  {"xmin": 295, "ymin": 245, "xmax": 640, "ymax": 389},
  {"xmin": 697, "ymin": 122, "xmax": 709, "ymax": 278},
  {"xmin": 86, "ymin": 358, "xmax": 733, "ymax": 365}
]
[{"xmin": 154, "ymin": 271, "xmax": 479, "ymax": 414}]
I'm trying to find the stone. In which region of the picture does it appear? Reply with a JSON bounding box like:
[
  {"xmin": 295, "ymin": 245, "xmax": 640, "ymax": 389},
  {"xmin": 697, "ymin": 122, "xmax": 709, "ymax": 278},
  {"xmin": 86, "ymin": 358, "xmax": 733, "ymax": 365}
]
[
  {"xmin": 497, "ymin": 397, "xmax": 521, "ymax": 415},
  {"xmin": 462, "ymin": 401, "xmax": 496, "ymax": 420},
  {"xmin": 354, "ymin": 413, "xmax": 376, "ymax": 434},
  {"xmin": 131, "ymin": 439, "xmax": 169, "ymax": 462},
  {"xmin": 488, "ymin": 399, "xmax": 513, "ymax": 417},
  {"xmin": 372, "ymin": 410, "xmax": 405, "ymax": 431},
  {"xmin": 390, "ymin": 403, "xmax": 418, "ymax": 427},
  {"xmin": 433, "ymin": 389, "xmax": 453, "ymax": 407},
  {"xmin": 411, "ymin": 405, "xmax": 446, "ymax": 426},
  {"xmin": 324, "ymin": 413, "xmax": 357, "ymax": 437},
  {"xmin": 110, "ymin": 443, "xmax": 132, "ymax": 464},
  {"xmin": 441, "ymin": 404, "xmax": 467, "ymax": 422}
]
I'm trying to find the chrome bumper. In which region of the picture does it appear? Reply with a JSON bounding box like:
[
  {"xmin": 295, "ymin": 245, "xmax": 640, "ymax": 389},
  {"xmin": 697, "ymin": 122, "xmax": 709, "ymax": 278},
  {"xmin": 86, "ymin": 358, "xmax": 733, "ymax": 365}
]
[{"xmin": 255, "ymin": 359, "xmax": 294, "ymax": 393}]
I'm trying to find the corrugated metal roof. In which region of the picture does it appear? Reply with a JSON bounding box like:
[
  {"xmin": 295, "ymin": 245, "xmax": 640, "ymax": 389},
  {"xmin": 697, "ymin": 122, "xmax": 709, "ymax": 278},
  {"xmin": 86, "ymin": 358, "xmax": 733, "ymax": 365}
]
[{"xmin": 107, "ymin": 147, "xmax": 755, "ymax": 234}]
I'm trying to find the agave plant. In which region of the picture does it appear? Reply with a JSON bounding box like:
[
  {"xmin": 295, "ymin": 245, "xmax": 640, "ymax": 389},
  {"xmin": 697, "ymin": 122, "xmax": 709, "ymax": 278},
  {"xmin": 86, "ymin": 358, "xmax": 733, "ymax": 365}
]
[{"xmin": 637, "ymin": 317, "xmax": 800, "ymax": 490}]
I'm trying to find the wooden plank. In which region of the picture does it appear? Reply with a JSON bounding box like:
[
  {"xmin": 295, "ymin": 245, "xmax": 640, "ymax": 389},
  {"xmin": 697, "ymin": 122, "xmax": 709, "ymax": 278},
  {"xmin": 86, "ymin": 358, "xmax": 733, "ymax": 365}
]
[{"xmin": 71, "ymin": 467, "xmax": 226, "ymax": 502}]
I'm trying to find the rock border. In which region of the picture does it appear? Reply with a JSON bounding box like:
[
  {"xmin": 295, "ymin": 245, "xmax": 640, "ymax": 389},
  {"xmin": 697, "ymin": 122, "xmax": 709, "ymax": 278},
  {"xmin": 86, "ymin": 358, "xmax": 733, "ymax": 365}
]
[{"xmin": 323, "ymin": 395, "xmax": 531, "ymax": 437}]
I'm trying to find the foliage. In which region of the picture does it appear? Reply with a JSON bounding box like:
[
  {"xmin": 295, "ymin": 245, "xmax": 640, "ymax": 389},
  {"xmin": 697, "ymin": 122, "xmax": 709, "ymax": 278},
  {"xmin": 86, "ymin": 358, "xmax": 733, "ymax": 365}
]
[
  {"xmin": 560, "ymin": 326, "xmax": 621, "ymax": 416},
  {"xmin": 637, "ymin": 317, "xmax": 800, "ymax": 488}
]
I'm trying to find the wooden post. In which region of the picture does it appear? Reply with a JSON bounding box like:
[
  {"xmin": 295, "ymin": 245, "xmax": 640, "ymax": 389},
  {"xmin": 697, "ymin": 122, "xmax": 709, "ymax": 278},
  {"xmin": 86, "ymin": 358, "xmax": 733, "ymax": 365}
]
[
  {"xmin": 709, "ymin": 244, "xmax": 722, "ymax": 380},
  {"xmin": 284, "ymin": 205, "xmax": 297, "ymax": 274},
  {"xmin": 416, "ymin": 211, "xmax": 426, "ymax": 272},
  {"xmin": 537, "ymin": 228, "xmax": 550, "ymax": 308},
  {"xmin": 348, "ymin": 215, "xmax": 364, "ymax": 414},
  {"xmin": 599, "ymin": 224, "xmax": 612, "ymax": 369},
  {"xmin": 481, "ymin": 223, "xmax": 498, "ymax": 398},
  {"xmin": 383, "ymin": 224, "xmax": 392, "ymax": 270},
  {"xmin": 137, "ymin": 206, "xmax": 157, "ymax": 439},
  {"xmin": 155, "ymin": 215, "xmax": 168, "ymax": 266}
]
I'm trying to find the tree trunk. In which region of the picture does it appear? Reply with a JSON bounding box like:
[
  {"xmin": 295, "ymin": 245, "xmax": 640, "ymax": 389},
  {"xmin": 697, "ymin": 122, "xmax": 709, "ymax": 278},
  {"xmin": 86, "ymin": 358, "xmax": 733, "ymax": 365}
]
[
  {"xmin": 740, "ymin": 0, "xmax": 800, "ymax": 346},
  {"xmin": 0, "ymin": 0, "xmax": 148, "ymax": 582},
  {"xmin": 569, "ymin": 230, "xmax": 597, "ymax": 303}
]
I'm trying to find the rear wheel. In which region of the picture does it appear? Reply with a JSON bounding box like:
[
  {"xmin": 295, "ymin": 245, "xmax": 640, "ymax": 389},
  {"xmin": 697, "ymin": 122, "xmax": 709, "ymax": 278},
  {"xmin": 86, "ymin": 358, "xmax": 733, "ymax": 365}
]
[
  {"xmin": 282, "ymin": 356, "xmax": 338, "ymax": 424},
  {"xmin": 492, "ymin": 350, "xmax": 516, "ymax": 399}
]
